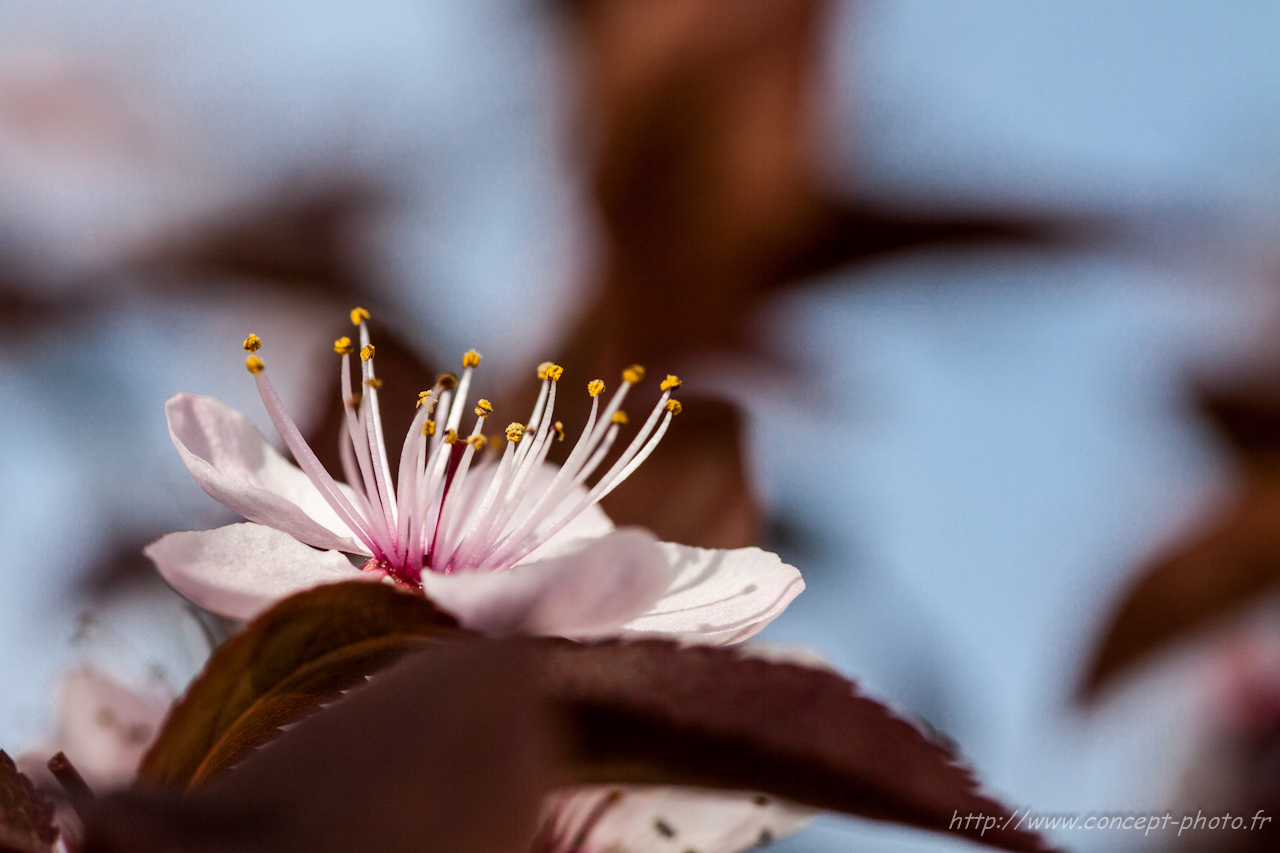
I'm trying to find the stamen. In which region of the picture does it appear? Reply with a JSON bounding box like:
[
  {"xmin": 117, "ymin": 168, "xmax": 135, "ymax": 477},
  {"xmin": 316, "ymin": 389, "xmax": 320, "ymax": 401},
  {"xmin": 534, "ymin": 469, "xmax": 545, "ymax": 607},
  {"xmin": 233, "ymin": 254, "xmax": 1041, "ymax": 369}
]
[
  {"xmin": 442, "ymin": 438, "xmax": 520, "ymax": 569},
  {"xmin": 339, "ymin": 353, "xmax": 394, "ymax": 556},
  {"xmin": 446, "ymin": 356, "xmax": 477, "ymax": 432},
  {"xmin": 251, "ymin": 365, "xmax": 381, "ymax": 556},
  {"xmin": 238, "ymin": 310, "xmax": 681, "ymax": 582},
  {"xmin": 395, "ymin": 400, "xmax": 437, "ymax": 573},
  {"xmin": 503, "ymin": 386, "xmax": 676, "ymax": 567},
  {"xmin": 358, "ymin": 341, "xmax": 399, "ymax": 543},
  {"xmin": 485, "ymin": 391, "xmax": 604, "ymax": 565},
  {"xmin": 431, "ymin": 415, "xmax": 489, "ymax": 565},
  {"xmin": 573, "ymin": 421, "xmax": 620, "ymax": 486}
]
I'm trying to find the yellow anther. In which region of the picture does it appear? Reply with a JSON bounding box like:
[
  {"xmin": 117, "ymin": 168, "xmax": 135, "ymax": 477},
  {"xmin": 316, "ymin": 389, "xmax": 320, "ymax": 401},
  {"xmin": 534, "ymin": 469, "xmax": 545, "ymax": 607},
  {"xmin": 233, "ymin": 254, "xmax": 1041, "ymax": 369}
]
[
  {"xmin": 588, "ymin": 379, "xmax": 605, "ymax": 397},
  {"xmin": 660, "ymin": 374, "xmax": 682, "ymax": 391},
  {"xmin": 544, "ymin": 363, "xmax": 564, "ymax": 382},
  {"xmin": 245, "ymin": 355, "xmax": 265, "ymax": 374},
  {"xmin": 360, "ymin": 344, "xmax": 375, "ymax": 362},
  {"xmin": 665, "ymin": 399, "xmax": 682, "ymax": 416},
  {"xmin": 346, "ymin": 393, "xmax": 362, "ymax": 408},
  {"xmin": 437, "ymin": 373, "xmax": 458, "ymax": 390},
  {"xmin": 622, "ymin": 364, "xmax": 645, "ymax": 384},
  {"xmin": 536, "ymin": 361, "xmax": 555, "ymax": 380},
  {"xmin": 444, "ymin": 428, "xmax": 458, "ymax": 444},
  {"xmin": 474, "ymin": 399, "xmax": 493, "ymax": 418},
  {"xmin": 416, "ymin": 390, "xmax": 433, "ymax": 408},
  {"xmin": 462, "ymin": 349, "xmax": 482, "ymax": 369},
  {"xmin": 554, "ymin": 420, "xmax": 565, "ymax": 442},
  {"xmin": 334, "ymin": 336, "xmax": 353, "ymax": 355},
  {"xmin": 242, "ymin": 334, "xmax": 262, "ymax": 353},
  {"xmin": 466, "ymin": 434, "xmax": 487, "ymax": 450},
  {"xmin": 350, "ymin": 307, "xmax": 370, "ymax": 326},
  {"xmin": 364, "ymin": 377, "xmax": 383, "ymax": 390},
  {"xmin": 611, "ymin": 410, "xmax": 629, "ymax": 425},
  {"xmin": 423, "ymin": 420, "xmax": 436, "ymax": 436},
  {"xmin": 506, "ymin": 422, "xmax": 526, "ymax": 443}
]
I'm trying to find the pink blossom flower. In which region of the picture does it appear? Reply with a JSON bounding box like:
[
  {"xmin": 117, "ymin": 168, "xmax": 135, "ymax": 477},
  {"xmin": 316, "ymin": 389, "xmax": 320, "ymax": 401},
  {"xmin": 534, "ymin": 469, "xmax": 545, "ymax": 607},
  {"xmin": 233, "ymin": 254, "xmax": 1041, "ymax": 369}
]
[
  {"xmin": 18, "ymin": 666, "xmax": 171, "ymax": 793},
  {"xmin": 536, "ymin": 786, "xmax": 813, "ymax": 853},
  {"xmin": 146, "ymin": 309, "xmax": 803, "ymax": 643}
]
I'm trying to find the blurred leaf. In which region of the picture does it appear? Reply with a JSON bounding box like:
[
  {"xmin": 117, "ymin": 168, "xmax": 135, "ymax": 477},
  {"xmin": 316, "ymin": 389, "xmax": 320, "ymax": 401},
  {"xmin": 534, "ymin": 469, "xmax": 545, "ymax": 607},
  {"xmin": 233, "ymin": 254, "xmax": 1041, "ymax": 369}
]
[
  {"xmin": 1084, "ymin": 380, "xmax": 1280, "ymax": 698},
  {"xmin": 137, "ymin": 581, "xmax": 459, "ymax": 791},
  {"xmin": 139, "ymin": 179, "xmax": 384, "ymax": 297},
  {"xmin": 0, "ymin": 752, "xmax": 58, "ymax": 853},
  {"xmin": 124, "ymin": 582, "xmax": 1045, "ymax": 851},
  {"xmin": 547, "ymin": 0, "xmax": 1072, "ymax": 550}
]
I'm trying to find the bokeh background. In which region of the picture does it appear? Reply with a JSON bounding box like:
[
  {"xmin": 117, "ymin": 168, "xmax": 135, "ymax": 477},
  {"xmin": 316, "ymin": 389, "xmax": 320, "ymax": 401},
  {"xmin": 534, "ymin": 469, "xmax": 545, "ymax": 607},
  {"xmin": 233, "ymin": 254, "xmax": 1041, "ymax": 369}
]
[{"xmin": 5, "ymin": 1, "xmax": 1280, "ymax": 850}]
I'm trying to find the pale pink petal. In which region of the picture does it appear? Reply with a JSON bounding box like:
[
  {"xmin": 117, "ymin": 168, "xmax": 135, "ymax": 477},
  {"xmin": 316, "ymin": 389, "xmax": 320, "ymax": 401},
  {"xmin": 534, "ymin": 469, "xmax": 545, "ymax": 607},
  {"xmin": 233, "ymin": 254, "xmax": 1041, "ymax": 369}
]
[
  {"xmin": 144, "ymin": 523, "xmax": 366, "ymax": 620},
  {"xmin": 17, "ymin": 666, "xmax": 172, "ymax": 792},
  {"xmin": 421, "ymin": 529, "xmax": 671, "ymax": 637},
  {"xmin": 543, "ymin": 785, "xmax": 813, "ymax": 853},
  {"xmin": 620, "ymin": 545, "xmax": 804, "ymax": 645},
  {"xmin": 166, "ymin": 392, "xmax": 369, "ymax": 554}
]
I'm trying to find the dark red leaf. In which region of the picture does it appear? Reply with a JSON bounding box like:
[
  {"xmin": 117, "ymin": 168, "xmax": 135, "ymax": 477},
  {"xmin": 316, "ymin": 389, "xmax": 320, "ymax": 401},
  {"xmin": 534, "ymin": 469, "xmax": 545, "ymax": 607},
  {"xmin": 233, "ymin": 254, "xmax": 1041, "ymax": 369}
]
[
  {"xmin": 85, "ymin": 641, "xmax": 555, "ymax": 853},
  {"xmin": 110, "ymin": 578, "xmax": 1047, "ymax": 852},
  {"xmin": 538, "ymin": 639, "xmax": 1049, "ymax": 852},
  {"xmin": 0, "ymin": 752, "xmax": 58, "ymax": 853}
]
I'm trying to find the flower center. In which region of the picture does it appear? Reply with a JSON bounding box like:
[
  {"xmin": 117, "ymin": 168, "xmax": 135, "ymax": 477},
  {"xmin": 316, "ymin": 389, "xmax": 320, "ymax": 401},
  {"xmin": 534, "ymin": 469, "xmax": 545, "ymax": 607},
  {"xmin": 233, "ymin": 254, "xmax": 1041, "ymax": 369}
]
[{"xmin": 240, "ymin": 309, "xmax": 682, "ymax": 586}]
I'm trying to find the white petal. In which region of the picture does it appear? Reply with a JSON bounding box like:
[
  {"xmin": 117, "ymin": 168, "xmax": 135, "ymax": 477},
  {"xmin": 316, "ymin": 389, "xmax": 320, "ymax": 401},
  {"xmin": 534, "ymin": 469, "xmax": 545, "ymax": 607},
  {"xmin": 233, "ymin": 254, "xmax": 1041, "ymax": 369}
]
[
  {"xmin": 620, "ymin": 545, "xmax": 804, "ymax": 645},
  {"xmin": 421, "ymin": 529, "xmax": 672, "ymax": 638},
  {"xmin": 18, "ymin": 666, "xmax": 172, "ymax": 792},
  {"xmin": 166, "ymin": 392, "xmax": 369, "ymax": 554},
  {"xmin": 544, "ymin": 785, "xmax": 813, "ymax": 853},
  {"xmin": 145, "ymin": 523, "xmax": 366, "ymax": 620}
]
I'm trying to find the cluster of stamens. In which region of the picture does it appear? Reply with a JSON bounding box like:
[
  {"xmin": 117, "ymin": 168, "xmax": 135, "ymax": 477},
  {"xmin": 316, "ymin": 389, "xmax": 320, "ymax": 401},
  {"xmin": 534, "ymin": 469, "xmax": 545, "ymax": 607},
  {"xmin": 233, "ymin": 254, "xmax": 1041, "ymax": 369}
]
[{"xmin": 241, "ymin": 309, "xmax": 681, "ymax": 585}]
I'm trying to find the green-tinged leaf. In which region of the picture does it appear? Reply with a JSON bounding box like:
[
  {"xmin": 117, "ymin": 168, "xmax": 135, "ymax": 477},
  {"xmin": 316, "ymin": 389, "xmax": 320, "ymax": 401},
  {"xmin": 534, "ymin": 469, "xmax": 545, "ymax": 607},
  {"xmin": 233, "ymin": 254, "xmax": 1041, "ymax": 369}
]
[
  {"xmin": 0, "ymin": 751, "xmax": 57, "ymax": 853},
  {"xmin": 137, "ymin": 581, "xmax": 460, "ymax": 791},
  {"xmin": 537, "ymin": 639, "xmax": 1049, "ymax": 853}
]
